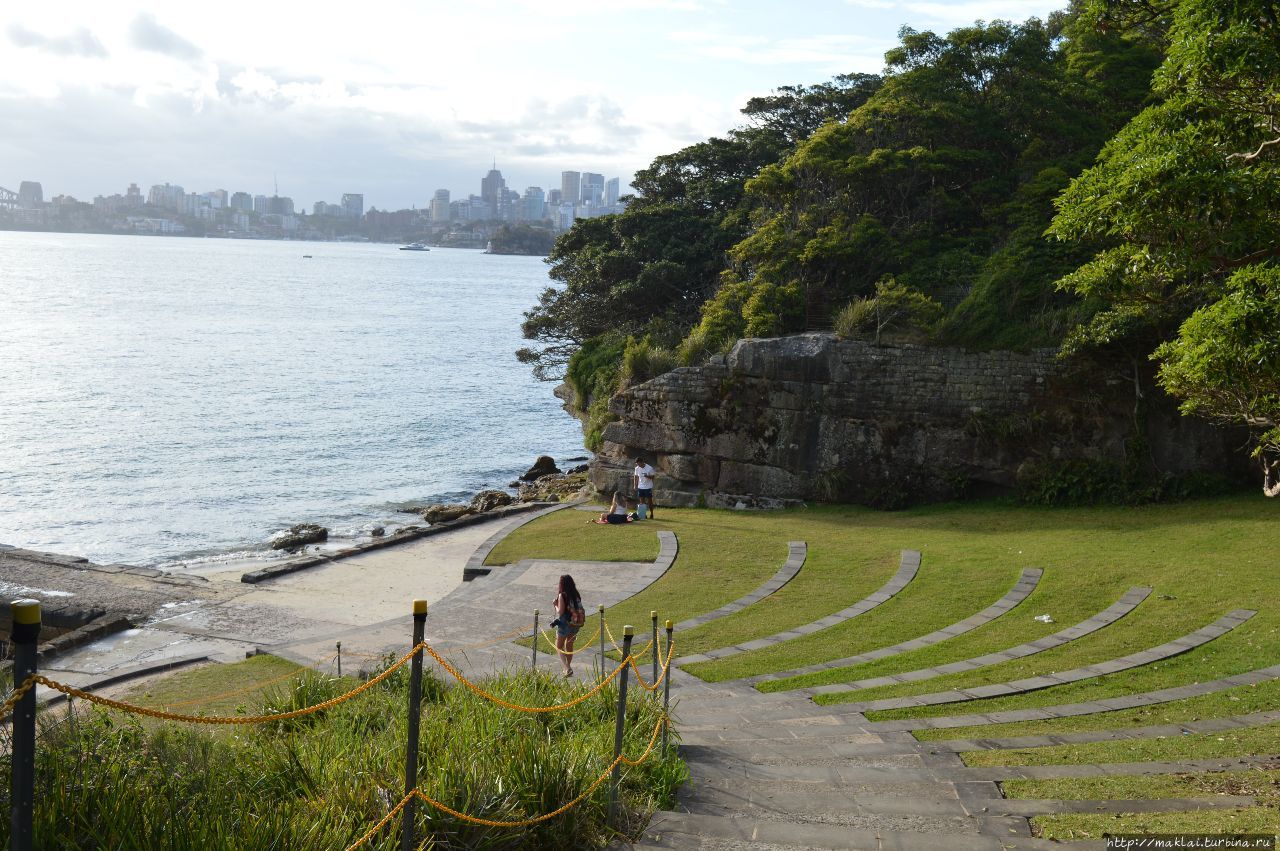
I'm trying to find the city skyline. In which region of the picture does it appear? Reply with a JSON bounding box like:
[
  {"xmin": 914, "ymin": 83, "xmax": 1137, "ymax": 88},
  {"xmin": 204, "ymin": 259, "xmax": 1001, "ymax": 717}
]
[
  {"xmin": 2, "ymin": 161, "xmax": 635, "ymax": 219},
  {"xmin": 1, "ymin": 0, "xmax": 1068, "ymax": 210}
]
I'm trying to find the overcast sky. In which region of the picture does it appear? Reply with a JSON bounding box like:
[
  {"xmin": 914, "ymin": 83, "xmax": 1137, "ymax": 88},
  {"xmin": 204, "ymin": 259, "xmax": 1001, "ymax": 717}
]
[{"xmin": 2, "ymin": 0, "xmax": 1065, "ymax": 211}]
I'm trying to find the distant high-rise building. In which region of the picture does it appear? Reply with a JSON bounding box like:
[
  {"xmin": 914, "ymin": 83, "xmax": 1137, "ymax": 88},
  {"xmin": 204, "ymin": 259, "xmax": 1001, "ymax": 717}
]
[
  {"xmin": 313, "ymin": 201, "xmax": 331, "ymax": 216},
  {"xmin": 548, "ymin": 188, "xmax": 563, "ymax": 206},
  {"xmin": 430, "ymin": 189, "xmax": 451, "ymax": 222},
  {"xmin": 267, "ymin": 196, "xmax": 295, "ymax": 216},
  {"xmin": 560, "ymin": 172, "xmax": 580, "ymax": 208},
  {"xmin": 126, "ymin": 183, "xmax": 143, "ymax": 207},
  {"xmin": 341, "ymin": 193, "xmax": 364, "ymax": 218},
  {"xmin": 253, "ymin": 194, "xmax": 269, "ymax": 214},
  {"xmin": 581, "ymin": 173, "xmax": 604, "ymax": 205},
  {"xmin": 207, "ymin": 189, "xmax": 229, "ymax": 208},
  {"xmin": 481, "ymin": 167, "xmax": 506, "ymax": 213},
  {"xmin": 148, "ymin": 183, "xmax": 185, "ymax": 211},
  {"xmin": 17, "ymin": 181, "xmax": 43, "ymax": 208},
  {"xmin": 230, "ymin": 191, "xmax": 253, "ymax": 212},
  {"xmin": 605, "ymin": 178, "xmax": 620, "ymax": 207},
  {"xmin": 519, "ymin": 187, "xmax": 545, "ymax": 222},
  {"xmin": 555, "ymin": 201, "xmax": 576, "ymax": 230}
]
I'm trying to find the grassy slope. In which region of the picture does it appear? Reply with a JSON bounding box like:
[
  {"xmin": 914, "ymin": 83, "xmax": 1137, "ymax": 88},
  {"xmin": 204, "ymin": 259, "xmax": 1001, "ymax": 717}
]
[
  {"xmin": 1004, "ymin": 771, "xmax": 1280, "ymax": 840},
  {"xmin": 487, "ymin": 496, "xmax": 1277, "ymax": 692},
  {"xmin": 964, "ymin": 721, "xmax": 1280, "ymax": 767}
]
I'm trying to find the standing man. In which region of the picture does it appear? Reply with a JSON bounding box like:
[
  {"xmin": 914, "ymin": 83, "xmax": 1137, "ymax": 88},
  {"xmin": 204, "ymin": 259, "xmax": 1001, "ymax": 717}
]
[{"xmin": 632, "ymin": 455, "xmax": 657, "ymax": 520}]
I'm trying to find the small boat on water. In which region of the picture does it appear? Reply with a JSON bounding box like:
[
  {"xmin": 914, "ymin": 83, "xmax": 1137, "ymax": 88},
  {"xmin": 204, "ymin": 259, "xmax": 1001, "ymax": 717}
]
[{"xmin": 400, "ymin": 242, "xmax": 430, "ymax": 251}]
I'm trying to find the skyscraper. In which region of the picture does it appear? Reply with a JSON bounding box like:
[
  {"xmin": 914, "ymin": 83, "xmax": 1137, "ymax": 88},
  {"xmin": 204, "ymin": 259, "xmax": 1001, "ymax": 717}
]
[
  {"xmin": 341, "ymin": 193, "xmax": 364, "ymax": 218},
  {"xmin": 560, "ymin": 172, "xmax": 580, "ymax": 208},
  {"xmin": 481, "ymin": 166, "xmax": 506, "ymax": 214},
  {"xmin": 605, "ymin": 178, "xmax": 620, "ymax": 207},
  {"xmin": 581, "ymin": 173, "xmax": 604, "ymax": 205},
  {"xmin": 430, "ymin": 189, "xmax": 451, "ymax": 222}
]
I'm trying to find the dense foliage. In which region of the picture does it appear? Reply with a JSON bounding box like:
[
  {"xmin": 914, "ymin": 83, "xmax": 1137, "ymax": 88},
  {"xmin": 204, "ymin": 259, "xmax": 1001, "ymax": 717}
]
[
  {"xmin": 487, "ymin": 224, "xmax": 556, "ymax": 256},
  {"xmin": 1, "ymin": 662, "xmax": 683, "ymax": 849},
  {"xmin": 524, "ymin": 0, "xmax": 1275, "ymax": 493},
  {"xmin": 1049, "ymin": 0, "xmax": 1280, "ymax": 491}
]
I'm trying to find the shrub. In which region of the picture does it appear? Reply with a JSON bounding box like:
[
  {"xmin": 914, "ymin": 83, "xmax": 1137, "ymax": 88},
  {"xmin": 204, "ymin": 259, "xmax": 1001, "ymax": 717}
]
[{"xmin": 622, "ymin": 336, "xmax": 678, "ymax": 386}]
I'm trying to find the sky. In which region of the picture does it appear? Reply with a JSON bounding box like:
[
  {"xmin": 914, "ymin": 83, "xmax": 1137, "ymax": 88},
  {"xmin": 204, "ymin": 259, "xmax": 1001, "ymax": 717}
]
[{"xmin": 1, "ymin": 0, "xmax": 1066, "ymax": 211}]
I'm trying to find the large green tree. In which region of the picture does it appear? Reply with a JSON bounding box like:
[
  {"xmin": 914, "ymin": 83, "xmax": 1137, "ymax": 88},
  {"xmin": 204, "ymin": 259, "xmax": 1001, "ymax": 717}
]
[
  {"xmin": 688, "ymin": 13, "xmax": 1159, "ymax": 350},
  {"xmin": 1049, "ymin": 0, "xmax": 1280, "ymax": 492}
]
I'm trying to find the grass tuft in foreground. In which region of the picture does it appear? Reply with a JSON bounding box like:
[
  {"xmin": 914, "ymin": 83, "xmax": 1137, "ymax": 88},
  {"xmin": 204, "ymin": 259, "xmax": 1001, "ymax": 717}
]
[{"xmin": 0, "ymin": 655, "xmax": 684, "ymax": 850}]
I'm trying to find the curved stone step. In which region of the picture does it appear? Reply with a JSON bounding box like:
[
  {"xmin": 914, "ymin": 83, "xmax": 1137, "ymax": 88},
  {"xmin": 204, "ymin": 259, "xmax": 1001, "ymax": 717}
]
[
  {"xmin": 676, "ymin": 550, "xmax": 920, "ymax": 666},
  {"xmin": 673, "ymin": 541, "xmax": 806, "ymax": 633},
  {"xmin": 839, "ymin": 609, "xmax": 1254, "ymax": 713},
  {"xmin": 935, "ymin": 707, "xmax": 1280, "ymax": 753},
  {"xmin": 743, "ymin": 567, "xmax": 1043, "ymax": 688},
  {"xmin": 460, "ymin": 501, "xmax": 576, "ymax": 581},
  {"xmin": 800, "ymin": 585, "xmax": 1152, "ymax": 698},
  {"xmin": 865, "ymin": 662, "xmax": 1280, "ymax": 732}
]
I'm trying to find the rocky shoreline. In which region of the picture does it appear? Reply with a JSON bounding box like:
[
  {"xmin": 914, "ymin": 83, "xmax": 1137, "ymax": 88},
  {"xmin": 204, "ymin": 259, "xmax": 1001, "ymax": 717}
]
[{"xmin": 263, "ymin": 455, "xmax": 592, "ymax": 556}]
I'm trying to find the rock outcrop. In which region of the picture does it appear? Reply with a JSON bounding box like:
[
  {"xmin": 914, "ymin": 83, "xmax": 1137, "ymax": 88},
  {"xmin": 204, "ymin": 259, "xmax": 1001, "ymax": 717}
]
[
  {"xmin": 591, "ymin": 333, "xmax": 1250, "ymax": 508},
  {"xmin": 270, "ymin": 523, "xmax": 328, "ymax": 551},
  {"xmin": 469, "ymin": 489, "xmax": 514, "ymax": 513},
  {"xmin": 520, "ymin": 455, "xmax": 561, "ymax": 481}
]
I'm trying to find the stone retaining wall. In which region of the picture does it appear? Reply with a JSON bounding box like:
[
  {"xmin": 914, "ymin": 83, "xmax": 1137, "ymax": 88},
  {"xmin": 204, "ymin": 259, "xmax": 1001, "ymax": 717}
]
[{"xmin": 590, "ymin": 333, "xmax": 1249, "ymax": 507}]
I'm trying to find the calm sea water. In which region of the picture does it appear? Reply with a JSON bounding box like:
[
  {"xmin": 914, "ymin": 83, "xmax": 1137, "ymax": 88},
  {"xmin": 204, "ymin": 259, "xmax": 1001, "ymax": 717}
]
[{"xmin": 0, "ymin": 232, "xmax": 585, "ymax": 568}]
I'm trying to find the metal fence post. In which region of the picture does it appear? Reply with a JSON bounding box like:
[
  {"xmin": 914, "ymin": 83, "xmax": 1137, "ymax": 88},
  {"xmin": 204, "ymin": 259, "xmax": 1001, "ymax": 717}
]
[
  {"xmin": 662, "ymin": 619, "xmax": 673, "ymax": 756},
  {"xmin": 531, "ymin": 609, "xmax": 539, "ymax": 670},
  {"xmin": 10, "ymin": 598, "xmax": 41, "ymax": 851},
  {"xmin": 401, "ymin": 599, "xmax": 428, "ymax": 851},
  {"xmin": 336, "ymin": 641, "xmax": 342, "ymax": 678},
  {"xmin": 607, "ymin": 626, "xmax": 635, "ymax": 829},
  {"xmin": 598, "ymin": 605, "xmax": 606, "ymax": 677},
  {"xmin": 650, "ymin": 611, "xmax": 659, "ymax": 691}
]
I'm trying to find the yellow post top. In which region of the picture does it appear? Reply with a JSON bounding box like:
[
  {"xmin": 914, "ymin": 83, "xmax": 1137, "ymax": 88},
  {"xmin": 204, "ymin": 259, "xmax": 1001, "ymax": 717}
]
[
  {"xmin": 598, "ymin": 604, "xmax": 605, "ymax": 612},
  {"xmin": 535, "ymin": 609, "xmax": 541, "ymax": 616},
  {"xmin": 650, "ymin": 610, "xmax": 658, "ymax": 620},
  {"xmin": 412, "ymin": 599, "xmax": 428, "ymax": 615},
  {"xmin": 11, "ymin": 599, "xmax": 41, "ymax": 625},
  {"xmin": 665, "ymin": 619, "xmax": 673, "ymax": 630},
  {"xmin": 623, "ymin": 625, "xmax": 635, "ymax": 637}
]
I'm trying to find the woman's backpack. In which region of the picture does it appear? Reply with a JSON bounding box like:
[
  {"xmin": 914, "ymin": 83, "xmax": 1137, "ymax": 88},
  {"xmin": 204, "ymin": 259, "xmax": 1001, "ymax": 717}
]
[{"xmin": 570, "ymin": 601, "xmax": 587, "ymax": 627}]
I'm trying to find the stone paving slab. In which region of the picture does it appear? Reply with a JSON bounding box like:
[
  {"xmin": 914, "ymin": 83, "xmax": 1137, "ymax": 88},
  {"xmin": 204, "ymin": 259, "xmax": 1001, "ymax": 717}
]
[
  {"xmin": 802, "ymin": 586, "xmax": 1152, "ymax": 698},
  {"xmin": 675, "ymin": 542, "xmax": 807, "ymax": 633},
  {"xmin": 964, "ymin": 754, "xmax": 1280, "ymax": 781},
  {"xmin": 676, "ymin": 551, "xmax": 921, "ymax": 666},
  {"xmin": 742, "ymin": 568, "xmax": 1043, "ymax": 688}
]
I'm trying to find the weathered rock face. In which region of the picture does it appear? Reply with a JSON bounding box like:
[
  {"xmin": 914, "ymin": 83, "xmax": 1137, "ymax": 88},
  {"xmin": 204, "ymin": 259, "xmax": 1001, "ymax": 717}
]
[
  {"xmin": 591, "ymin": 334, "xmax": 1251, "ymax": 508},
  {"xmin": 421, "ymin": 504, "xmax": 473, "ymax": 524},
  {"xmin": 469, "ymin": 489, "xmax": 514, "ymax": 513},
  {"xmin": 520, "ymin": 455, "xmax": 561, "ymax": 481},
  {"xmin": 270, "ymin": 523, "xmax": 328, "ymax": 551}
]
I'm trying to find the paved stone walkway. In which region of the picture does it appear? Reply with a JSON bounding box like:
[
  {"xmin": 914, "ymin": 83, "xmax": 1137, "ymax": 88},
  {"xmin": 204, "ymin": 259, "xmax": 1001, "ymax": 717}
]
[
  {"xmin": 742, "ymin": 567, "xmax": 1042, "ymax": 688},
  {"xmin": 676, "ymin": 550, "xmax": 920, "ymax": 666},
  {"xmin": 674, "ymin": 542, "xmax": 806, "ymax": 633},
  {"xmin": 798, "ymin": 585, "xmax": 1152, "ymax": 699},
  {"xmin": 823, "ymin": 609, "xmax": 1255, "ymax": 711}
]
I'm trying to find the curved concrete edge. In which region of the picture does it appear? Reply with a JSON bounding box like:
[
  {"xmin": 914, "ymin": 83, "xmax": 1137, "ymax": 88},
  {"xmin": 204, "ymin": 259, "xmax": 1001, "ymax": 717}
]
[
  {"xmin": 674, "ymin": 541, "xmax": 807, "ymax": 633},
  {"xmin": 676, "ymin": 549, "xmax": 921, "ymax": 667},
  {"xmin": 35, "ymin": 652, "xmax": 211, "ymax": 710},
  {"xmin": 931, "ymin": 707, "xmax": 1280, "ymax": 753},
  {"xmin": 745, "ymin": 567, "xmax": 1043, "ymax": 688},
  {"xmin": 806, "ymin": 585, "xmax": 1153, "ymax": 698},
  {"xmin": 461, "ymin": 501, "xmax": 578, "ymax": 581},
  {"xmin": 865, "ymin": 662, "xmax": 1280, "ymax": 732},
  {"xmin": 240, "ymin": 501, "xmax": 560, "ymax": 584},
  {"xmin": 839, "ymin": 609, "xmax": 1255, "ymax": 713}
]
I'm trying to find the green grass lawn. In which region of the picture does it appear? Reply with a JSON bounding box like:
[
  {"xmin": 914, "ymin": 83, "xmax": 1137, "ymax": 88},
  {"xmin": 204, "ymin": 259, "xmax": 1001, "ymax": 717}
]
[
  {"xmin": 964, "ymin": 720, "xmax": 1280, "ymax": 767},
  {"xmin": 1004, "ymin": 770, "xmax": 1280, "ymax": 840},
  {"xmin": 122, "ymin": 654, "xmax": 319, "ymax": 718},
  {"xmin": 489, "ymin": 495, "xmax": 1277, "ymax": 687}
]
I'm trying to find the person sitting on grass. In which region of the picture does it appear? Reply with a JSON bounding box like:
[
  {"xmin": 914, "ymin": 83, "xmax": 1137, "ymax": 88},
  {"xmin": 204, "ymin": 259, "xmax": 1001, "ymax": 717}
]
[
  {"xmin": 596, "ymin": 491, "xmax": 631, "ymax": 524},
  {"xmin": 629, "ymin": 497, "xmax": 647, "ymax": 521}
]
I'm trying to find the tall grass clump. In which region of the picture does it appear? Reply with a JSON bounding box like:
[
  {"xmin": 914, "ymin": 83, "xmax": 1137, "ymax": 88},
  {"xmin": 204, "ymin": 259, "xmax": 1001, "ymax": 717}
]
[{"xmin": 0, "ymin": 658, "xmax": 685, "ymax": 849}]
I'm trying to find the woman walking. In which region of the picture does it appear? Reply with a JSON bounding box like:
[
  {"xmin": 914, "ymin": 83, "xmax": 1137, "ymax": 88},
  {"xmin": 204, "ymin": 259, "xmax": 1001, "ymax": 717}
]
[{"xmin": 553, "ymin": 574, "xmax": 587, "ymax": 677}]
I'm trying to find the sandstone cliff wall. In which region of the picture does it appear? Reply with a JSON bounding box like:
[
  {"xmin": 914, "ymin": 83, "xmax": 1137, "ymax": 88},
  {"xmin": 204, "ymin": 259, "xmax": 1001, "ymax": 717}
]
[{"xmin": 590, "ymin": 334, "xmax": 1249, "ymax": 507}]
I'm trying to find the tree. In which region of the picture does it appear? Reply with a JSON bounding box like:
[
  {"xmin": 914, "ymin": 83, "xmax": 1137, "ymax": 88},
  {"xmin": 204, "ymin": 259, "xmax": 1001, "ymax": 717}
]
[{"xmin": 1049, "ymin": 0, "xmax": 1280, "ymax": 492}]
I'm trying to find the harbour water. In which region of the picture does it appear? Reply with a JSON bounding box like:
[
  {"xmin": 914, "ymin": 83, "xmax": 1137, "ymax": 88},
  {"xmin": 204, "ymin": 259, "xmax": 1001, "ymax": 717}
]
[{"xmin": 0, "ymin": 232, "xmax": 586, "ymax": 568}]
